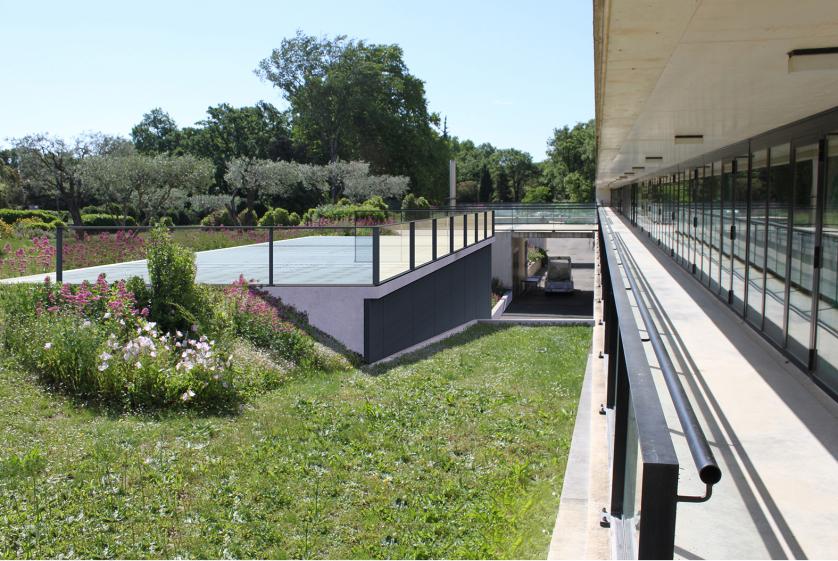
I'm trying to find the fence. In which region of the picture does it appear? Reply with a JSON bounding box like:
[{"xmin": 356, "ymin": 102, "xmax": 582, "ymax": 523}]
[
  {"xmin": 598, "ymin": 207, "xmax": 721, "ymax": 559},
  {"xmin": 449, "ymin": 203, "xmax": 598, "ymax": 227},
  {"xmin": 38, "ymin": 211, "xmax": 495, "ymax": 287}
]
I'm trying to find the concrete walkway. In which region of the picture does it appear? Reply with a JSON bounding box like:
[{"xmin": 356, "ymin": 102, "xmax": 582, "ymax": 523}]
[{"xmin": 604, "ymin": 208, "xmax": 838, "ymax": 559}]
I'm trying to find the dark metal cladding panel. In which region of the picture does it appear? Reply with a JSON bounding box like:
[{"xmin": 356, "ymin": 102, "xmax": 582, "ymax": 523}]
[{"xmin": 364, "ymin": 246, "xmax": 491, "ymax": 362}]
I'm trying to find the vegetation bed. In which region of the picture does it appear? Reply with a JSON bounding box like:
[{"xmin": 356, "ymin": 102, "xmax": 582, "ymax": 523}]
[{"xmin": 0, "ymin": 324, "xmax": 590, "ymax": 559}]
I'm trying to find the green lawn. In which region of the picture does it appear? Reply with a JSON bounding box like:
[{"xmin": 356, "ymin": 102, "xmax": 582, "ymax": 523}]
[{"xmin": 0, "ymin": 324, "xmax": 590, "ymax": 559}]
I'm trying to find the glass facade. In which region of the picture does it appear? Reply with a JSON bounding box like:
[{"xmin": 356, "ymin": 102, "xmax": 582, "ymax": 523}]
[{"xmin": 615, "ymin": 112, "xmax": 838, "ymax": 398}]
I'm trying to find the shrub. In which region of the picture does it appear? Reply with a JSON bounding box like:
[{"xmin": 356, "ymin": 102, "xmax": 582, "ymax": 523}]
[
  {"xmin": 224, "ymin": 276, "xmax": 316, "ymax": 365},
  {"xmin": 238, "ymin": 209, "xmax": 259, "ymax": 226},
  {"xmin": 309, "ymin": 204, "xmax": 387, "ymax": 224},
  {"xmin": 363, "ymin": 196, "xmax": 389, "ymax": 210},
  {"xmin": 200, "ymin": 208, "xmax": 237, "ymax": 227},
  {"xmin": 401, "ymin": 193, "xmax": 431, "ymax": 219},
  {"xmin": 0, "ymin": 220, "xmax": 13, "ymax": 239},
  {"xmin": 527, "ymin": 246, "xmax": 548, "ymax": 267},
  {"xmin": 146, "ymin": 225, "xmax": 198, "ymax": 333},
  {"xmin": 81, "ymin": 213, "xmax": 137, "ymax": 227},
  {"xmin": 258, "ymin": 207, "xmax": 300, "ymax": 226},
  {"xmin": 154, "ymin": 216, "xmax": 175, "ymax": 228},
  {"xmin": 13, "ymin": 218, "xmax": 60, "ymax": 234},
  {"xmin": 0, "ymin": 209, "xmax": 61, "ymax": 224}
]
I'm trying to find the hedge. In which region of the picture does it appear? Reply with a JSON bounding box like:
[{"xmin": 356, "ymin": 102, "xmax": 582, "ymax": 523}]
[
  {"xmin": 81, "ymin": 213, "xmax": 138, "ymax": 227},
  {"xmin": 0, "ymin": 209, "xmax": 62, "ymax": 224}
]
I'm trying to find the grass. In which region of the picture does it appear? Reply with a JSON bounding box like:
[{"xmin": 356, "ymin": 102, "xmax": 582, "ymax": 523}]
[{"xmin": 0, "ymin": 323, "xmax": 590, "ymax": 559}]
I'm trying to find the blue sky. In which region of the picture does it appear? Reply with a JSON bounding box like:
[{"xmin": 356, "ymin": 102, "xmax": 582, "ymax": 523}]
[{"xmin": 0, "ymin": 0, "xmax": 594, "ymax": 160}]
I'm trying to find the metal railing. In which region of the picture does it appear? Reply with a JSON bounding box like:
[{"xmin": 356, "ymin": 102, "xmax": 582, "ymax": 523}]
[
  {"xmin": 46, "ymin": 211, "xmax": 495, "ymax": 287},
  {"xmin": 449, "ymin": 202, "xmax": 597, "ymax": 227},
  {"xmin": 598, "ymin": 207, "xmax": 721, "ymax": 559}
]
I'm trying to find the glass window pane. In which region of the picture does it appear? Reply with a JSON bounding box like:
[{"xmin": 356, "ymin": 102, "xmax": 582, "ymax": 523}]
[
  {"xmin": 787, "ymin": 142, "xmax": 819, "ymax": 364},
  {"xmin": 747, "ymin": 149, "xmax": 768, "ymax": 328},
  {"xmin": 764, "ymin": 144, "xmax": 791, "ymax": 344},
  {"xmin": 732, "ymin": 156, "xmax": 749, "ymax": 314},
  {"xmin": 721, "ymin": 161, "xmax": 734, "ymax": 297},
  {"xmin": 816, "ymin": 134, "xmax": 838, "ymax": 394}
]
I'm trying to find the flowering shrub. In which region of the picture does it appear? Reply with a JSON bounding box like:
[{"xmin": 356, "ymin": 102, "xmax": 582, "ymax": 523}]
[
  {"xmin": 0, "ymin": 275, "xmax": 235, "ymax": 408},
  {"xmin": 225, "ymin": 275, "xmax": 316, "ymax": 365}
]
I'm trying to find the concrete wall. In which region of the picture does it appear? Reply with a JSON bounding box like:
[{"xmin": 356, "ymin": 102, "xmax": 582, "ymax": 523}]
[
  {"xmin": 491, "ymin": 231, "xmax": 513, "ymax": 289},
  {"xmin": 264, "ymin": 237, "xmax": 493, "ymax": 357},
  {"xmin": 365, "ymin": 246, "xmax": 491, "ymax": 362}
]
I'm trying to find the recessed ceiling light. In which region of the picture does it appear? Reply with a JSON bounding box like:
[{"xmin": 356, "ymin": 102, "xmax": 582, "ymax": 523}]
[
  {"xmin": 674, "ymin": 135, "xmax": 703, "ymax": 144},
  {"xmin": 645, "ymin": 156, "xmax": 663, "ymax": 161},
  {"xmin": 632, "ymin": 166, "xmax": 645, "ymax": 170},
  {"xmin": 788, "ymin": 47, "xmax": 838, "ymax": 72}
]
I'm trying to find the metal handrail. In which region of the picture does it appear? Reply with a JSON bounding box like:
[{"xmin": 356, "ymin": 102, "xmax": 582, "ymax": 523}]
[{"xmin": 612, "ymin": 231, "xmax": 722, "ymax": 491}]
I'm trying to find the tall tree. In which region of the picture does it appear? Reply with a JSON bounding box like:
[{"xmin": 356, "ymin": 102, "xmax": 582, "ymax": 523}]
[
  {"xmin": 256, "ymin": 31, "xmax": 448, "ymax": 201},
  {"xmin": 131, "ymin": 108, "xmax": 181, "ymax": 155},
  {"xmin": 493, "ymin": 168, "xmax": 511, "ymax": 202},
  {"xmin": 478, "ymin": 164, "xmax": 493, "ymax": 203},
  {"xmin": 491, "ymin": 148, "xmax": 537, "ymax": 202},
  {"xmin": 545, "ymin": 119, "xmax": 596, "ymax": 202}
]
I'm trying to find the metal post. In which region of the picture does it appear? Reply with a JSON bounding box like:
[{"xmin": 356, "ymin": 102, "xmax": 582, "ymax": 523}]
[
  {"xmin": 55, "ymin": 225, "xmax": 63, "ymax": 283},
  {"xmin": 409, "ymin": 221, "xmax": 416, "ymax": 270},
  {"xmin": 492, "ymin": 210, "xmax": 496, "ymax": 235},
  {"xmin": 431, "ymin": 218, "xmax": 437, "ymax": 260},
  {"xmin": 372, "ymin": 227, "xmax": 380, "ymax": 285},
  {"xmin": 449, "ymin": 216, "xmax": 455, "ymax": 254},
  {"xmin": 474, "ymin": 212, "xmax": 478, "ymax": 242},
  {"xmin": 484, "ymin": 211, "xmax": 488, "ymax": 239},
  {"xmin": 609, "ymin": 340, "xmax": 630, "ymax": 518},
  {"xmin": 463, "ymin": 213, "xmax": 468, "ymax": 246},
  {"xmin": 637, "ymin": 464, "xmax": 679, "ymax": 559},
  {"xmin": 268, "ymin": 226, "xmax": 274, "ymax": 286}
]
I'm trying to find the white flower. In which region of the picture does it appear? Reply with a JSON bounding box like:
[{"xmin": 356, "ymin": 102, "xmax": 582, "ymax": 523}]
[
  {"xmin": 180, "ymin": 389, "xmax": 195, "ymax": 402},
  {"xmin": 99, "ymin": 352, "xmax": 112, "ymax": 361},
  {"xmin": 98, "ymin": 363, "xmax": 109, "ymax": 372},
  {"xmin": 150, "ymin": 351, "xmax": 157, "ymax": 358},
  {"xmin": 176, "ymin": 330, "xmax": 183, "ymax": 338},
  {"xmin": 82, "ymin": 320, "xmax": 91, "ymax": 328},
  {"xmin": 44, "ymin": 342, "xmax": 52, "ymax": 350},
  {"xmin": 103, "ymin": 312, "xmax": 111, "ymax": 319},
  {"xmin": 119, "ymin": 319, "xmax": 125, "ymax": 326},
  {"xmin": 135, "ymin": 361, "xmax": 142, "ymax": 369}
]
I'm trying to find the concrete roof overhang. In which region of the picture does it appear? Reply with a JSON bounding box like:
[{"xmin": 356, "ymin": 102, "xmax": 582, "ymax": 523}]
[{"xmin": 594, "ymin": 0, "xmax": 838, "ymax": 197}]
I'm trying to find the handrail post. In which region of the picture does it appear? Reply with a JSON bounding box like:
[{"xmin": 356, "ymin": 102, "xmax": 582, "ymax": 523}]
[
  {"xmin": 268, "ymin": 226, "xmax": 274, "ymax": 286},
  {"xmin": 431, "ymin": 218, "xmax": 437, "ymax": 260},
  {"xmin": 463, "ymin": 213, "xmax": 468, "ymax": 246},
  {"xmin": 492, "ymin": 210, "xmax": 496, "ymax": 235},
  {"xmin": 484, "ymin": 211, "xmax": 488, "ymax": 239},
  {"xmin": 449, "ymin": 216, "xmax": 454, "ymax": 254},
  {"xmin": 372, "ymin": 226, "xmax": 380, "ymax": 285},
  {"xmin": 55, "ymin": 224, "xmax": 63, "ymax": 283},
  {"xmin": 474, "ymin": 212, "xmax": 478, "ymax": 242},
  {"xmin": 409, "ymin": 221, "xmax": 416, "ymax": 270}
]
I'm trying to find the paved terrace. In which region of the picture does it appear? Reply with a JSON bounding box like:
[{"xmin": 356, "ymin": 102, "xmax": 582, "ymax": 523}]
[
  {"xmin": 2, "ymin": 234, "xmax": 452, "ymax": 286},
  {"xmin": 597, "ymin": 208, "xmax": 838, "ymax": 559}
]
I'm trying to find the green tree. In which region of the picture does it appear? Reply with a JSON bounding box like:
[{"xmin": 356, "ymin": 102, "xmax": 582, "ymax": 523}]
[
  {"xmin": 131, "ymin": 108, "xmax": 181, "ymax": 155},
  {"xmin": 544, "ymin": 119, "xmax": 595, "ymax": 202},
  {"xmin": 12, "ymin": 133, "xmax": 132, "ymax": 226},
  {"xmin": 493, "ymin": 168, "xmax": 511, "ymax": 202},
  {"xmin": 81, "ymin": 153, "xmax": 214, "ymax": 224},
  {"xmin": 491, "ymin": 148, "xmax": 537, "ymax": 202},
  {"xmin": 478, "ymin": 164, "xmax": 493, "ymax": 203},
  {"xmin": 256, "ymin": 31, "xmax": 448, "ymax": 201}
]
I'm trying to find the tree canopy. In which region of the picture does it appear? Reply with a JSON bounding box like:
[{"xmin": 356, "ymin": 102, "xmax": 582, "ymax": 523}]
[{"xmin": 256, "ymin": 31, "xmax": 449, "ymax": 201}]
